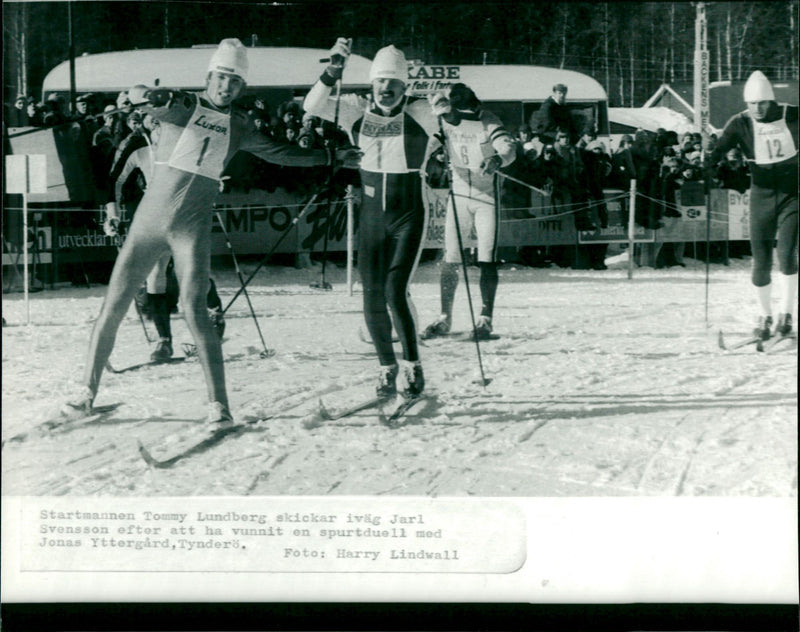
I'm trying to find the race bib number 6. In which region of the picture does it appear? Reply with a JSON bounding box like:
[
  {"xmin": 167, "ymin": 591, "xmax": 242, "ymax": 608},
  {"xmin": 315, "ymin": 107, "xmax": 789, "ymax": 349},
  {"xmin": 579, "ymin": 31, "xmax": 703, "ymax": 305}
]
[{"xmin": 168, "ymin": 105, "xmax": 231, "ymax": 178}]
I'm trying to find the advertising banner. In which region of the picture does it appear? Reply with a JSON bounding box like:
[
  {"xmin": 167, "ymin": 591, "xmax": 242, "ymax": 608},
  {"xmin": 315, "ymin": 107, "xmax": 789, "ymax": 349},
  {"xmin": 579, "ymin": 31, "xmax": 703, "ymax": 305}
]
[
  {"xmin": 727, "ymin": 189, "xmax": 750, "ymax": 241},
  {"xmin": 211, "ymin": 188, "xmax": 349, "ymax": 257}
]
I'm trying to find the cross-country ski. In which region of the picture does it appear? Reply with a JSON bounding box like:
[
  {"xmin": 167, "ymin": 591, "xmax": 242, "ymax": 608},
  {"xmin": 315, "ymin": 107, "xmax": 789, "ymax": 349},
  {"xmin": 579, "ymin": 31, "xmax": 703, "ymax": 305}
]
[
  {"xmin": 5, "ymin": 256, "xmax": 795, "ymax": 496},
  {"xmin": 138, "ymin": 423, "xmax": 247, "ymax": 469}
]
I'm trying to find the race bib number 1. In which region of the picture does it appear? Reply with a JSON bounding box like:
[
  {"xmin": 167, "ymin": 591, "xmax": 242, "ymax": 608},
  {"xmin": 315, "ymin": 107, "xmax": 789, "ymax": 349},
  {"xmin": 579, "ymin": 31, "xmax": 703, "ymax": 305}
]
[{"xmin": 168, "ymin": 105, "xmax": 231, "ymax": 178}]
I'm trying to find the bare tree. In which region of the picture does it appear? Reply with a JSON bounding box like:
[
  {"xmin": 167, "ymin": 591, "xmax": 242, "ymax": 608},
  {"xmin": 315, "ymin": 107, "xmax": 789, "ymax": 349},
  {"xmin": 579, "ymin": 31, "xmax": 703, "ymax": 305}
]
[
  {"xmin": 3, "ymin": 2, "xmax": 27, "ymax": 98},
  {"xmin": 725, "ymin": 4, "xmax": 733, "ymax": 81},
  {"xmin": 791, "ymin": 0, "xmax": 798, "ymax": 80},
  {"xmin": 604, "ymin": 3, "xmax": 611, "ymax": 92},
  {"xmin": 163, "ymin": 2, "xmax": 170, "ymax": 48},
  {"xmin": 629, "ymin": 30, "xmax": 635, "ymax": 106},
  {"xmin": 669, "ymin": 2, "xmax": 676, "ymax": 83},
  {"xmin": 733, "ymin": 4, "xmax": 754, "ymax": 80}
]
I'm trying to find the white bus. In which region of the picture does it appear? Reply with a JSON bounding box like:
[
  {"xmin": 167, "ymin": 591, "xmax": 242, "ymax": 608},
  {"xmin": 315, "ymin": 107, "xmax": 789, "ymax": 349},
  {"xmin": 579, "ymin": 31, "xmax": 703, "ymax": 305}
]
[
  {"xmin": 9, "ymin": 48, "xmax": 639, "ymax": 277},
  {"xmin": 406, "ymin": 62, "xmax": 610, "ymax": 138}
]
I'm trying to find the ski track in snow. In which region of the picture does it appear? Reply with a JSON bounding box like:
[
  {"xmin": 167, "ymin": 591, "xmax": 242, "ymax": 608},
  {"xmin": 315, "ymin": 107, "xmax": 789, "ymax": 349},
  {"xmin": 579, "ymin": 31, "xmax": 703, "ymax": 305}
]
[{"xmin": 2, "ymin": 258, "xmax": 796, "ymax": 498}]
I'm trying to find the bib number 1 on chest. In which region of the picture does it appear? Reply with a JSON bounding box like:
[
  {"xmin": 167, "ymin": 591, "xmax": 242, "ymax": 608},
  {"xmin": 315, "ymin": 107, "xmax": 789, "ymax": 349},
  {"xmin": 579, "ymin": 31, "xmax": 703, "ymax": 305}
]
[{"xmin": 197, "ymin": 137, "xmax": 211, "ymax": 166}]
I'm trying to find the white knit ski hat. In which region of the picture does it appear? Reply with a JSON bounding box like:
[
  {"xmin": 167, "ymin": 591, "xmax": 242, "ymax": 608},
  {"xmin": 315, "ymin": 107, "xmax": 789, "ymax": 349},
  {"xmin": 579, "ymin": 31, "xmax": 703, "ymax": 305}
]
[
  {"xmin": 743, "ymin": 70, "xmax": 775, "ymax": 102},
  {"xmin": 369, "ymin": 45, "xmax": 408, "ymax": 84},
  {"xmin": 208, "ymin": 38, "xmax": 249, "ymax": 82}
]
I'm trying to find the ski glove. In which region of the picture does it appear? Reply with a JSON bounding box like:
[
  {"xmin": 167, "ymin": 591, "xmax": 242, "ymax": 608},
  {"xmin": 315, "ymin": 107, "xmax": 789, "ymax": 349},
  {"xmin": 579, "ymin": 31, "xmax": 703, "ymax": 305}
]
[
  {"xmin": 127, "ymin": 84, "xmax": 151, "ymax": 107},
  {"xmin": 334, "ymin": 146, "xmax": 363, "ymax": 169},
  {"xmin": 103, "ymin": 217, "xmax": 120, "ymax": 237},
  {"xmin": 428, "ymin": 93, "xmax": 451, "ymax": 117},
  {"xmin": 479, "ymin": 155, "xmax": 503, "ymax": 176},
  {"xmin": 145, "ymin": 88, "xmax": 176, "ymax": 108},
  {"xmin": 325, "ymin": 37, "xmax": 352, "ymax": 81}
]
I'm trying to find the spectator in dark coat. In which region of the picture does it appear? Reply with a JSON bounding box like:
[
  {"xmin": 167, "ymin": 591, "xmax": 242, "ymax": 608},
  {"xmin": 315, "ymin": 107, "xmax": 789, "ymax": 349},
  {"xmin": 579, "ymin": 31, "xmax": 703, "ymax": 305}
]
[
  {"xmin": 608, "ymin": 134, "xmax": 635, "ymax": 190},
  {"xmin": 42, "ymin": 93, "xmax": 67, "ymax": 127},
  {"xmin": 6, "ymin": 94, "xmax": 30, "ymax": 127},
  {"xmin": 529, "ymin": 83, "xmax": 577, "ymax": 145},
  {"xmin": 26, "ymin": 99, "xmax": 43, "ymax": 127},
  {"xmin": 90, "ymin": 105, "xmax": 119, "ymax": 201},
  {"xmin": 553, "ymin": 128, "xmax": 594, "ymax": 231},
  {"xmin": 580, "ymin": 139, "xmax": 613, "ymax": 268},
  {"xmin": 629, "ymin": 129, "xmax": 662, "ymax": 228}
]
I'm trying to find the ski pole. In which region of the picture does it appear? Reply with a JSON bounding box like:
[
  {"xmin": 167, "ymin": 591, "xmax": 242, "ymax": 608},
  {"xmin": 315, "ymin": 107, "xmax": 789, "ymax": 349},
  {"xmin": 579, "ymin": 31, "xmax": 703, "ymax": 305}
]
[
  {"xmin": 7, "ymin": 99, "xmax": 153, "ymax": 140},
  {"xmin": 703, "ymin": 150, "xmax": 712, "ymax": 328},
  {"xmin": 495, "ymin": 170, "xmax": 552, "ymax": 197},
  {"xmin": 221, "ymin": 191, "xmax": 321, "ymax": 314},
  {"xmin": 214, "ymin": 211, "xmax": 273, "ymax": 359},
  {"xmin": 437, "ymin": 116, "xmax": 490, "ymax": 388},
  {"xmin": 312, "ymin": 49, "xmax": 347, "ymax": 291}
]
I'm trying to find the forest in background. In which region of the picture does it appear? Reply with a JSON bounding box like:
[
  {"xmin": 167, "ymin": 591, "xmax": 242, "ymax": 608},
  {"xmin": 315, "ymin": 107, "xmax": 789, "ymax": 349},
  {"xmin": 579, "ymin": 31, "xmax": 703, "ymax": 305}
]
[{"xmin": 3, "ymin": 0, "xmax": 799, "ymax": 108}]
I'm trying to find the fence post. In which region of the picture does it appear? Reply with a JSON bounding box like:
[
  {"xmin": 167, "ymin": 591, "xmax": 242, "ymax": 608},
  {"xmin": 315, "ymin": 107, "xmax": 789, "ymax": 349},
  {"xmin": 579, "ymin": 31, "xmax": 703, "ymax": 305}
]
[{"xmin": 628, "ymin": 179, "xmax": 637, "ymax": 280}]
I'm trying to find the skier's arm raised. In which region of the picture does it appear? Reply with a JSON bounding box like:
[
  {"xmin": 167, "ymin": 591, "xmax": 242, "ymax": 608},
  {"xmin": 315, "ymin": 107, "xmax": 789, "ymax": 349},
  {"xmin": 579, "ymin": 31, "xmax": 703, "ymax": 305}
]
[{"xmin": 303, "ymin": 37, "xmax": 367, "ymax": 139}]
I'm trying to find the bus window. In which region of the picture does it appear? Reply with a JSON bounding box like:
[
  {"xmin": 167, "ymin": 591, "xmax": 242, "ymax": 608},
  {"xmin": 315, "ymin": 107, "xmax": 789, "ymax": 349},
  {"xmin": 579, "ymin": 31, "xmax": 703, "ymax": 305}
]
[{"xmin": 524, "ymin": 101, "xmax": 600, "ymax": 139}]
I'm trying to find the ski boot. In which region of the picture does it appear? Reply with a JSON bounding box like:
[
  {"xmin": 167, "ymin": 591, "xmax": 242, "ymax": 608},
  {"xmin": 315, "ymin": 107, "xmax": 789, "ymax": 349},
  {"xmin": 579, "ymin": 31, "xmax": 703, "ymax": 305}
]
[
  {"xmin": 753, "ymin": 315, "xmax": 773, "ymax": 341},
  {"xmin": 774, "ymin": 313, "xmax": 793, "ymax": 337},
  {"xmin": 60, "ymin": 385, "xmax": 94, "ymax": 420},
  {"xmin": 472, "ymin": 315, "xmax": 494, "ymax": 341},
  {"xmin": 421, "ymin": 314, "xmax": 452, "ymax": 340},
  {"xmin": 376, "ymin": 363, "xmax": 399, "ymax": 398},
  {"xmin": 208, "ymin": 307, "xmax": 226, "ymax": 340},
  {"xmin": 150, "ymin": 338, "xmax": 174, "ymax": 363},
  {"xmin": 401, "ymin": 360, "xmax": 425, "ymax": 399},
  {"xmin": 207, "ymin": 401, "xmax": 234, "ymax": 427}
]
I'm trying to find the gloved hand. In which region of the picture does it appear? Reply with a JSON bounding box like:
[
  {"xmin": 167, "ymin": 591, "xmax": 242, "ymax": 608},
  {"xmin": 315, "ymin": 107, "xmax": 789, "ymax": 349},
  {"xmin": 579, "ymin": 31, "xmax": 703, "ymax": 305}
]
[
  {"xmin": 427, "ymin": 92, "xmax": 451, "ymax": 117},
  {"xmin": 128, "ymin": 84, "xmax": 151, "ymax": 106},
  {"xmin": 326, "ymin": 37, "xmax": 352, "ymax": 80},
  {"xmin": 104, "ymin": 201, "xmax": 120, "ymax": 236},
  {"xmin": 335, "ymin": 146, "xmax": 363, "ymax": 169},
  {"xmin": 479, "ymin": 155, "xmax": 503, "ymax": 176},
  {"xmin": 145, "ymin": 88, "xmax": 175, "ymax": 108},
  {"xmin": 103, "ymin": 216, "xmax": 120, "ymax": 237}
]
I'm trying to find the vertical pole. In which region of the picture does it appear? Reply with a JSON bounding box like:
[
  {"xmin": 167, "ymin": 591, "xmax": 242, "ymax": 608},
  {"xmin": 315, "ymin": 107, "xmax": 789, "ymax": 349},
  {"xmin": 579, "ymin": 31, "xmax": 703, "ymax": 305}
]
[
  {"xmin": 693, "ymin": 2, "xmax": 709, "ymax": 135},
  {"xmin": 346, "ymin": 184, "xmax": 354, "ymax": 297},
  {"xmin": 23, "ymin": 192, "xmax": 30, "ymax": 324},
  {"xmin": 627, "ymin": 179, "xmax": 637, "ymax": 280},
  {"xmin": 68, "ymin": 0, "xmax": 76, "ymax": 114}
]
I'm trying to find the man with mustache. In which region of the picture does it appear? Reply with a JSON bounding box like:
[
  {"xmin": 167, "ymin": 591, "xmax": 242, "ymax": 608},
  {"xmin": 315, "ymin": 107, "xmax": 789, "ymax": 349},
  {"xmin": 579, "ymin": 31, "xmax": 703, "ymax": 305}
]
[{"xmin": 305, "ymin": 40, "xmax": 442, "ymax": 400}]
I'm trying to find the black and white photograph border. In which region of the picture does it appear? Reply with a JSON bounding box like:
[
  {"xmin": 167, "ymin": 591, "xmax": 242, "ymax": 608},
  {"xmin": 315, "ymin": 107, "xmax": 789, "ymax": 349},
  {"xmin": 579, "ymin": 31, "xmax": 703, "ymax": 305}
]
[{"xmin": 1, "ymin": 0, "xmax": 797, "ymax": 625}]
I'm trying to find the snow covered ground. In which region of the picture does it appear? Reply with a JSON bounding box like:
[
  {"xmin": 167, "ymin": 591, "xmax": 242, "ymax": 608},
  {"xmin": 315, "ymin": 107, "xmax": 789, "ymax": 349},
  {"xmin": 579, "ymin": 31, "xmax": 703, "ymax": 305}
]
[{"xmin": 2, "ymin": 254, "xmax": 797, "ymax": 497}]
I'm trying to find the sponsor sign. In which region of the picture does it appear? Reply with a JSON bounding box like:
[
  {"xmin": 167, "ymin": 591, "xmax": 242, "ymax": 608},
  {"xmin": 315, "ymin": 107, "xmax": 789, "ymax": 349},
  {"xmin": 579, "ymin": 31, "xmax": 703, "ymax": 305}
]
[
  {"xmin": 407, "ymin": 65, "xmax": 462, "ymax": 96},
  {"xmin": 2, "ymin": 226, "xmax": 53, "ymax": 265},
  {"xmin": 727, "ymin": 189, "xmax": 750, "ymax": 241}
]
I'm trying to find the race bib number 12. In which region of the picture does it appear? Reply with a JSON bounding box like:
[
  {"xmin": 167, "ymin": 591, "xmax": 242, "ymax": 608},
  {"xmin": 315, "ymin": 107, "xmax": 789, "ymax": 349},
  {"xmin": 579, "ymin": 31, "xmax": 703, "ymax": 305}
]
[{"xmin": 753, "ymin": 116, "xmax": 797, "ymax": 166}]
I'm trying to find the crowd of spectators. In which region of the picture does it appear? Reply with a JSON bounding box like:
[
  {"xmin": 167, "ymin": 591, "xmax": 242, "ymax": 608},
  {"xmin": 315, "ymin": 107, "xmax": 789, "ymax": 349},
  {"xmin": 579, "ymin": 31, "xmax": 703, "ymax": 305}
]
[
  {"xmin": 6, "ymin": 87, "xmax": 752, "ymax": 247},
  {"xmin": 4, "ymin": 90, "xmax": 355, "ymax": 204},
  {"xmin": 496, "ymin": 85, "xmax": 751, "ymax": 236}
]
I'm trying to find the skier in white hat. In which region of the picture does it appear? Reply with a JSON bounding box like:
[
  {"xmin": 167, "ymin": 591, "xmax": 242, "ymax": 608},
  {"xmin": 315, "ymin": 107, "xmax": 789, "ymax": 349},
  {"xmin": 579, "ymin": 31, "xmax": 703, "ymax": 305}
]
[
  {"xmin": 711, "ymin": 70, "xmax": 798, "ymax": 343},
  {"xmin": 304, "ymin": 39, "xmax": 443, "ymax": 401},
  {"xmin": 62, "ymin": 38, "xmax": 361, "ymax": 426}
]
